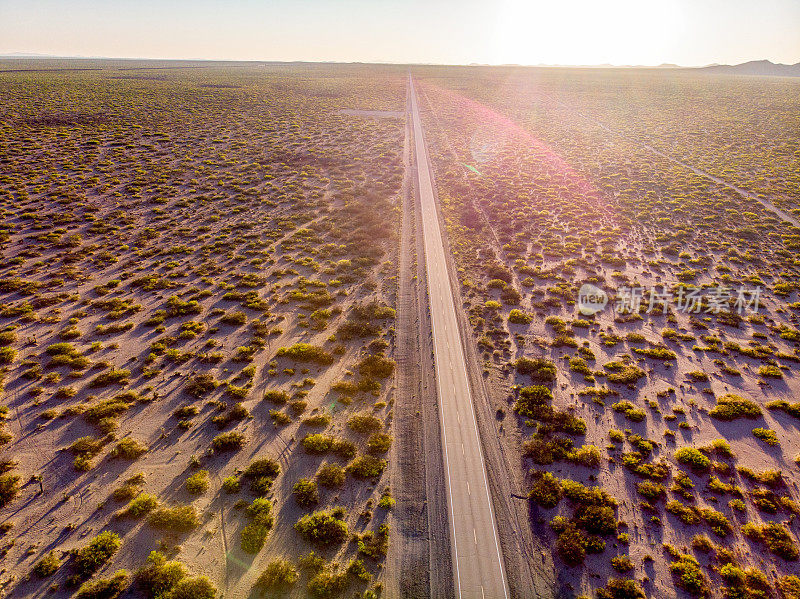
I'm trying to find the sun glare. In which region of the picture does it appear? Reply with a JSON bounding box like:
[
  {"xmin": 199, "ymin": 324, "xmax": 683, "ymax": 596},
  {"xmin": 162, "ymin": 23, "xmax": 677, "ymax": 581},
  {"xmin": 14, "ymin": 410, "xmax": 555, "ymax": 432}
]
[{"xmin": 495, "ymin": 0, "xmax": 684, "ymax": 65}]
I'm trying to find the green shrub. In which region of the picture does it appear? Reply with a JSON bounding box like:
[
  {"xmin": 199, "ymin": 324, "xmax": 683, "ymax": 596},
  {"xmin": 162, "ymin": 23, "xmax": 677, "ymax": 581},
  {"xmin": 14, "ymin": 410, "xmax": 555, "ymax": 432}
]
[
  {"xmin": 670, "ymin": 554, "xmax": 709, "ymax": 596},
  {"xmin": 73, "ymin": 531, "xmax": 122, "ymax": 576},
  {"xmin": 0, "ymin": 347, "xmax": 17, "ymax": 364},
  {"xmin": 33, "ymin": 551, "xmax": 61, "ymax": 577},
  {"xmin": 184, "ymin": 373, "xmax": 218, "ymax": 397},
  {"xmin": 316, "ymin": 463, "xmax": 345, "ymax": 488},
  {"xmin": 0, "ymin": 473, "xmax": 21, "ymax": 507},
  {"xmin": 508, "ymin": 309, "xmax": 533, "ymax": 324},
  {"xmin": 89, "ymin": 368, "xmax": 130, "ymax": 388},
  {"xmin": 595, "ymin": 577, "xmax": 646, "ymax": 599},
  {"xmin": 743, "ymin": 522, "xmax": 799, "ymax": 560},
  {"xmin": 135, "ymin": 551, "xmax": 188, "ymax": 598},
  {"xmin": 611, "ymin": 555, "xmax": 634, "ymax": 573},
  {"xmin": 212, "ymin": 431, "xmax": 246, "ymax": 451},
  {"xmin": 109, "ymin": 437, "xmax": 147, "ymax": 459},
  {"xmin": 346, "ymin": 455, "xmax": 387, "ymax": 479},
  {"xmin": 514, "ymin": 357, "xmax": 556, "ymax": 382},
  {"xmin": 118, "ymin": 493, "xmax": 159, "ymax": 519},
  {"xmin": 529, "ymin": 471, "xmax": 562, "ymax": 508},
  {"xmin": 752, "ymin": 427, "xmax": 779, "ymax": 445},
  {"xmin": 222, "ymin": 476, "xmax": 240, "ymax": 493},
  {"xmin": 276, "ymin": 343, "xmax": 334, "ymax": 365},
  {"xmin": 256, "ymin": 558, "xmax": 299, "ymax": 591},
  {"xmin": 555, "ymin": 525, "xmax": 586, "ymax": 565},
  {"xmin": 347, "ymin": 412, "xmax": 382, "ymax": 433},
  {"xmin": 675, "ymin": 447, "xmax": 710, "ymax": 471},
  {"xmin": 709, "ymin": 394, "xmax": 761, "ymax": 420},
  {"xmin": 75, "ymin": 570, "xmax": 129, "ymax": 599},
  {"xmin": 514, "ymin": 385, "xmax": 554, "ymax": 417},
  {"xmin": 357, "ymin": 353, "xmax": 395, "ymax": 378},
  {"xmin": 164, "ymin": 576, "xmax": 216, "ymax": 599},
  {"xmin": 367, "ymin": 432, "xmax": 393, "ymax": 454},
  {"xmin": 295, "ymin": 509, "xmax": 348, "ymax": 547},
  {"xmin": 147, "ymin": 505, "xmax": 199, "ymax": 531},
  {"xmin": 307, "ymin": 569, "xmax": 348, "ymax": 598},
  {"xmin": 263, "ymin": 389, "xmax": 289, "ymax": 404},
  {"xmin": 293, "ymin": 478, "xmax": 319, "ymax": 507},
  {"xmin": 766, "ymin": 400, "xmax": 800, "ymax": 420},
  {"xmin": 185, "ymin": 470, "xmax": 210, "ymax": 494}
]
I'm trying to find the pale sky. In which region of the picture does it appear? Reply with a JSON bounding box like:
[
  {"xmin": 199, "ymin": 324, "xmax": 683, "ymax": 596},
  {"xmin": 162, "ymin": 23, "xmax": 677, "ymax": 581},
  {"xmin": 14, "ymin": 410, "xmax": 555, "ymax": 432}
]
[{"xmin": 1, "ymin": 0, "xmax": 798, "ymax": 66}]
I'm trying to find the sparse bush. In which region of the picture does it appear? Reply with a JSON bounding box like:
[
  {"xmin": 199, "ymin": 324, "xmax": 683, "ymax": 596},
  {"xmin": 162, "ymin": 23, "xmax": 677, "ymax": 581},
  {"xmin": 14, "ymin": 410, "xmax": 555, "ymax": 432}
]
[
  {"xmin": 256, "ymin": 558, "xmax": 299, "ymax": 592},
  {"xmin": 73, "ymin": 531, "xmax": 122, "ymax": 576},
  {"xmin": 148, "ymin": 505, "xmax": 199, "ymax": 532},
  {"xmin": 212, "ymin": 431, "xmax": 246, "ymax": 451},
  {"xmin": 316, "ymin": 463, "xmax": 345, "ymax": 488},
  {"xmin": 709, "ymin": 394, "xmax": 761, "ymax": 420},
  {"xmin": 185, "ymin": 470, "xmax": 210, "ymax": 494},
  {"xmin": 293, "ymin": 478, "xmax": 320, "ymax": 507},
  {"xmin": 75, "ymin": 570, "xmax": 129, "ymax": 599},
  {"xmin": 675, "ymin": 447, "xmax": 710, "ymax": 471},
  {"xmin": 346, "ymin": 455, "xmax": 387, "ymax": 479},
  {"xmin": 295, "ymin": 509, "xmax": 349, "ymax": 547},
  {"xmin": 529, "ymin": 471, "xmax": 562, "ymax": 508},
  {"xmin": 33, "ymin": 551, "xmax": 61, "ymax": 577},
  {"xmin": 110, "ymin": 437, "xmax": 147, "ymax": 459}
]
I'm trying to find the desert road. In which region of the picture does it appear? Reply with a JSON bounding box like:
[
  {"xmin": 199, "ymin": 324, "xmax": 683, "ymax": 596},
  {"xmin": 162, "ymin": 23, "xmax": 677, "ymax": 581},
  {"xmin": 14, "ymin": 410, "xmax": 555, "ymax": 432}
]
[{"xmin": 409, "ymin": 76, "xmax": 510, "ymax": 599}]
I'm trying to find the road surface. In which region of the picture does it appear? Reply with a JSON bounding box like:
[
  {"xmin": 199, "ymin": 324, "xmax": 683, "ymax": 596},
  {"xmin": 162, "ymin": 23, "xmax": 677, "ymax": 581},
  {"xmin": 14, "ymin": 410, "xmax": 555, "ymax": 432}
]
[{"xmin": 409, "ymin": 76, "xmax": 510, "ymax": 599}]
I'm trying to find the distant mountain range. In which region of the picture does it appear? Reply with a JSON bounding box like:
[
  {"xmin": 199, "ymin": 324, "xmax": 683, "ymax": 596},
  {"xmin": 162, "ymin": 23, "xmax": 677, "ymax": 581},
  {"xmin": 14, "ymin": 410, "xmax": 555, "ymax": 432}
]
[
  {"xmin": 1, "ymin": 55, "xmax": 799, "ymax": 76},
  {"xmin": 700, "ymin": 60, "xmax": 800, "ymax": 77}
]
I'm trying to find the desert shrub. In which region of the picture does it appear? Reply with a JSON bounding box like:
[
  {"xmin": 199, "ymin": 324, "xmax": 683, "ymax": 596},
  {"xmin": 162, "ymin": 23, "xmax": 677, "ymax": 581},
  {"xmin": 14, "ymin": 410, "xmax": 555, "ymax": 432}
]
[
  {"xmin": 709, "ymin": 395, "xmax": 761, "ymax": 420},
  {"xmin": 33, "ymin": 551, "xmax": 61, "ymax": 577},
  {"xmin": 221, "ymin": 310, "xmax": 247, "ymax": 326},
  {"xmin": 185, "ymin": 470, "xmax": 209, "ymax": 494},
  {"xmin": 567, "ymin": 445, "xmax": 602, "ymax": 468},
  {"xmin": 75, "ymin": 570, "xmax": 130, "ymax": 599},
  {"xmin": 89, "ymin": 368, "xmax": 130, "ymax": 388},
  {"xmin": 0, "ymin": 473, "xmax": 21, "ymax": 507},
  {"xmin": 110, "ymin": 437, "xmax": 147, "ymax": 459},
  {"xmin": 147, "ymin": 505, "xmax": 199, "ymax": 532},
  {"xmin": 752, "ymin": 427, "xmax": 779, "ymax": 445},
  {"xmin": 263, "ymin": 389, "xmax": 289, "ymax": 404},
  {"xmin": 366, "ymin": 432, "xmax": 392, "ymax": 454},
  {"xmin": 692, "ymin": 535, "xmax": 715, "ymax": 552},
  {"xmin": 212, "ymin": 431, "xmax": 246, "ymax": 451},
  {"xmin": 295, "ymin": 509, "xmax": 349, "ymax": 547},
  {"xmin": 293, "ymin": 478, "xmax": 319, "ymax": 507},
  {"xmin": 508, "ymin": 309, "xmax": 533, "ymax": 324},
  {"xmin": 779, "ymin": 576, "xmax": 800, "ymax": 599},
  {"xmin": 347, "ymin": 412, "xmax": 382, "ymax": 433},
  {"xmin": 73, "ymin": 531, "xmax": 122, "ymax": 576},
  {"xmin": 670, "ymin": 553, "xmax": 709, "ymax": 596},
  {"xmin": 0, "ymin": 347, "xmax": 16, "ymax": 364},
  {"xmin": 595, "ymin": 577, "xmax": 646, "ymax": 599},
  {"xmin": 666, "ymin": 500, "xmax": 700, "ymax": 524},
  {"xmin": 699, "ymin": 507, "xmax": 732, "ymax": 537},
  {"xmin": 357, "ymin": 523, "xmax": 390, "ymax": 558},
  {"xmin": 357, "ymin": 354, "xmax": 395, "ymax": 378},
  {"xmin": 675, "ymin": 447, "xmax": 710, "ymax": 471},
  {"xmin": 185, "ymin": 373, "xmax": 218, "ymax": 397},
  {"xmin": 316, "ymin": 463, "xmax": 345, "ymax": 488},
  {"xmin": 164, "ymin": 576, "xmax": 216, "ymax": 599},
  {"xmin": 555, "ymin": 524, "xmax": 587, "ymax": 565},
  {"xmin": 306, "ymin": 568, "xmax": 348, "ymax": 598},
  {"xmin": 743, "ymin": 522, "xmax": 799, "ymax": 560},
  {"xmin": 604, "ymin": 362, "xmax": 646, "ymax": 384},
  {"xmin": 222, "ymin": 476, "xmax": 240, "ymax": 493},
  {"xmin": 529, "ymin": 471, "xmax": 562, "ymax": 508},
  {"xmin": 514, "ymin": 385, "xmax": 553, "ymax": 418},
  {"xmin": 135, "ymin": 551, "xmax": 188, "ymax": 598},
  {"xmin": 611, "ymin": 400, "xmax": 645, "ymax": 422},
  {"xmin": 611, "ymin": 555, "xmax": 634, "ymax": 573},
  {"xmin": 118, "ymin": 493, "xmax": 158, "ymax": 519},
  {"xmin": 514, "ymin": 357, "xmax": 556, "ymax": 382},
  {"xmin": 766, "ymin": 400, "xmax": 800, "ymax": 420},
  {"xmin": 347, "ymin": 455, "xmax": 387, "ymax": 479},
  {"xmin": 276, "ymin": 343, "xmax": 333, "ymax": 365},
  {"xmin": 256, "ymin": 558, "xmax": 299, "ymax": 591},
  {"xmin": 574, "ymin": 504, "xmax": 617, "ymax": 535},
  {"xmin": 637, "ymin": 480, "xmax": 665, "ymax": 501}
]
